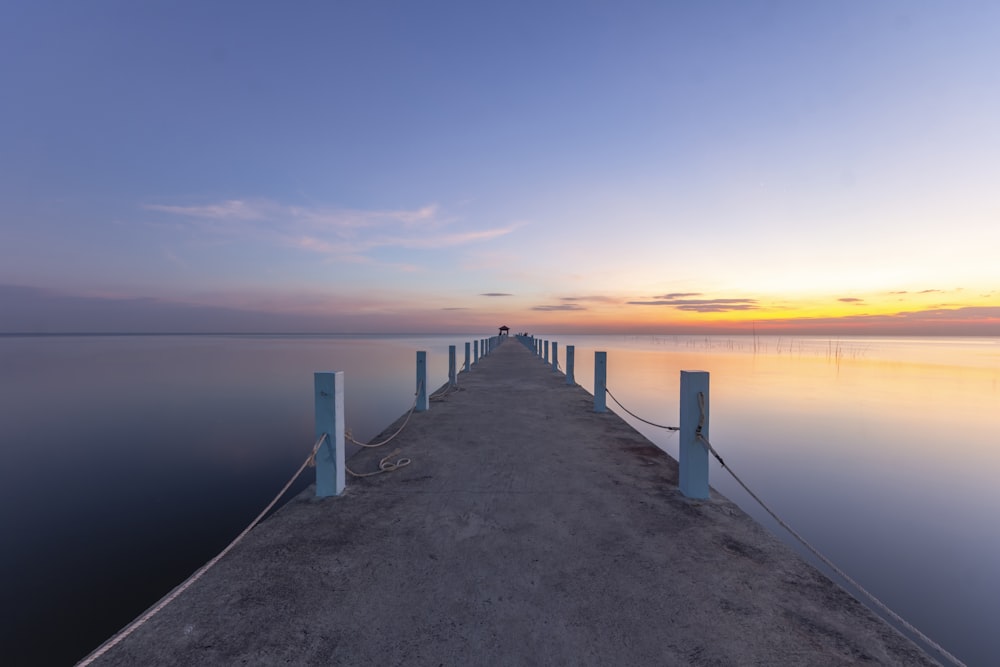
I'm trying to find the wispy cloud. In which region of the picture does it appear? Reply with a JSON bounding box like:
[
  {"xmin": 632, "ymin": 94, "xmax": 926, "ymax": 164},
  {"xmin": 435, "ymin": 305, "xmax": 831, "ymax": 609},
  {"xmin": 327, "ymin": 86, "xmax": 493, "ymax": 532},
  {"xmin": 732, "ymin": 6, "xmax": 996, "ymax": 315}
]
[
  {"xmin": 653, "ymin": 292, "xmax": 702, "ymax": 299},
  {"xmin": 145, "ymin": 199, "xmax": 270, "ymax": 220},
  {"xmin": 627, "ymin": 296, "xmax": 759, "ymax": 312},
  {"xmin": 143, "ymin": 198, "xmax": 521, "ymax": 262},
  {"xmin": 481, "ymin": 292, "xmax": 513, "ymax": 297},
  {"xmin": 533, "ymin": 303, "xmax": 586, "ymax": 312},
  {"xmin": 560, "ymin": 295, "xmax": 618, "ymax": 303},
  {"xmin": 839, "ymin": 297, "xmax": 863, "ymax": 303},
  {"xmin": 751, "ymin": 306, "xmax": 1000, "ymax": 335}
]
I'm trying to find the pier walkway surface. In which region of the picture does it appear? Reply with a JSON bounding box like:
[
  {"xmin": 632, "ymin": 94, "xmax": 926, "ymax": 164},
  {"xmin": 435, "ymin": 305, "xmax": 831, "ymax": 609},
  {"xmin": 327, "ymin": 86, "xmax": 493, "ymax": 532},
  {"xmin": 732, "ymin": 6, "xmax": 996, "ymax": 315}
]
[{"xmin": 89, "ymin": 339, "xmax": 936, "ymax": 666}]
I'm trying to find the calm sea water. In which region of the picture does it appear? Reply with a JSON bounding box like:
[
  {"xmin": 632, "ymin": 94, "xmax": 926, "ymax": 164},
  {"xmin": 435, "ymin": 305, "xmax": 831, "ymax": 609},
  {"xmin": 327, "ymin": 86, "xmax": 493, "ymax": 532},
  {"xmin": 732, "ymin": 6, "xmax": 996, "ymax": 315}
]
[{"xmin": 1, "ymin": 334, "xmax": 997, "ymax": 665}]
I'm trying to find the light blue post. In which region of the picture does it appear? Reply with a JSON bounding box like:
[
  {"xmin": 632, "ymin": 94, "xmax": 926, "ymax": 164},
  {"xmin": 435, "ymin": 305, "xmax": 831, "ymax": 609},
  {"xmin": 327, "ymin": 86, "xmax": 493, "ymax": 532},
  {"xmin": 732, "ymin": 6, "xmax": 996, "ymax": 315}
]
[
  {"xmin": 314, "ymin": 371, "xmax": 345, "ymax": 497},
  {"xmin": 551, "ymin": 341, "xmax": 559, "ymax": 372},
  {"xmin": 416, "ymin": 351, "xmax": 429, "ymax": 412},
  {"xmin": 566, "ymin": 345, "xmax": 575, "ymax": 385},
  {"xmin": 594, "ymin": 351, "xmax": 607, "ymax": 412},
  {"xmin": 680, "ymin": 371, "xmax": 710, "ymax": 499},
  {"xmin": 464, "ymin": 342, "xmax": 471, "ymax": 372},
  {"xmin": 448, "ymin": 344, "xmax": 457, "ymax": 388},
  {"xmin": 474, "ymin": 339, "xmax": 480, "ymax": 364},
  {"xmin": 544, "ymin": 340, "xmax": 549, "ymax": 363}
]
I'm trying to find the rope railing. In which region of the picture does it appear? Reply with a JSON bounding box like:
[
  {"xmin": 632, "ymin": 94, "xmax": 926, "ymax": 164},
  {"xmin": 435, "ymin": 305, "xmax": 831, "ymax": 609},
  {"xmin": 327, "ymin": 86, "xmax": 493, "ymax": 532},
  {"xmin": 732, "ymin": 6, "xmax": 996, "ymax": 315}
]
[
  {"xmin": 78, "ymin": 433, "xmax": 330, "ymax": 667},
  {"xmin": 343, "ymin": 381, "xmax": 423, "ymax": 477},
  {"xmin": 345, "ymin": 381, "xmax": 422, "ymax": 449},
  {"xmin": 431, "ymin": 382, "xmax": 460, "ymax": 402},
  {"xmin": 693, "ymin": 393, "xmax": 966, "ymax": 667},
  {"xmin": 605, "ymin": 387, "xmax": 679, "ymax": 431}
]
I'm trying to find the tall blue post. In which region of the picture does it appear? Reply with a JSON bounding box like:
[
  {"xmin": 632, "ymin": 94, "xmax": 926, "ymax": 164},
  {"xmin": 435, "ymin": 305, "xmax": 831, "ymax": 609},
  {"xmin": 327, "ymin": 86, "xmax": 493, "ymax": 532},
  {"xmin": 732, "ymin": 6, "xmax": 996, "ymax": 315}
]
[
  {"xmin": 416, "ymin": 351, "xmax": 429, "ymax": 412},
  {"xmin": 566, "ymin": 345, "xmax": 575, "ymax": 385},
  {"xmin": 464, "ymin": 342, "xmax": 471, "ymax": 372},
  {"xmin": 474, "ymin": 340, "xmax": 480, "ymax": 364},
  {"xmin": 314, "ymin": 371, "xmax": 345, "ymax": 497},
  {"xmin": 551, "ymin": 341, "xmax": 559, "ymax": 372},
  {"xmin": 594, "ymin": 351, "xmax": 607, "ymax": 412},
  {"xmin": 448, "ymin": 344, "xmax": 457, "ymax": 388},
  {"xmin": 680, "ymin": 371, "xmax": 710, "ymax": 499},
  {"xmin": 544, "ymin": 340, "xmax": 549, "ymax": 363}
]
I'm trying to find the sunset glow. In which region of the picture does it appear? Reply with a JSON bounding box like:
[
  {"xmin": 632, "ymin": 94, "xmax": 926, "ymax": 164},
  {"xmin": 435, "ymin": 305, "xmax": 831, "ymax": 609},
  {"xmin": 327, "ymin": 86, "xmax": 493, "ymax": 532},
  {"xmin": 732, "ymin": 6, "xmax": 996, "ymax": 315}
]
[{"xmin": 2, "ymin": 2, "xmax": 998, "ymax": 335}]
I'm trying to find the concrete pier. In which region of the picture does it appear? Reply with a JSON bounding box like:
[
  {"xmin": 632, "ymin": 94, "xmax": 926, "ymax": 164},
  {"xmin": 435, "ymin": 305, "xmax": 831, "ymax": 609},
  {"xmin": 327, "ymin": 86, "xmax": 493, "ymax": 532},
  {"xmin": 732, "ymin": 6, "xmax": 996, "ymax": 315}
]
[{"xmin": 87, "ymin": 340, "xmax": 935, "ymax": 666}]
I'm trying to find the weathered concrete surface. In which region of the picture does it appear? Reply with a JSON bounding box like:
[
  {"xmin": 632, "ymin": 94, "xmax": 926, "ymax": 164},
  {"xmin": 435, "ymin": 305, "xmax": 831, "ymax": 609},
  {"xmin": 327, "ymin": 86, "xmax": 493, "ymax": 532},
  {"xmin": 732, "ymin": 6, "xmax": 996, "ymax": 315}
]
[{"xmin": 88, "ymin": 339, "xmax": 937, "ymax": 666}]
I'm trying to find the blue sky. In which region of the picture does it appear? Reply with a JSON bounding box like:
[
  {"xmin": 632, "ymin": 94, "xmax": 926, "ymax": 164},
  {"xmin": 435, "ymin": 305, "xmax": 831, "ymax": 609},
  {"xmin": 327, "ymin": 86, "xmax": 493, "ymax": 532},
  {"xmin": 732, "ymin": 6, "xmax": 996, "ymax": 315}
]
[{"xmin": 2, "ymin": 1, "xmax": 998, "ymax": 333}]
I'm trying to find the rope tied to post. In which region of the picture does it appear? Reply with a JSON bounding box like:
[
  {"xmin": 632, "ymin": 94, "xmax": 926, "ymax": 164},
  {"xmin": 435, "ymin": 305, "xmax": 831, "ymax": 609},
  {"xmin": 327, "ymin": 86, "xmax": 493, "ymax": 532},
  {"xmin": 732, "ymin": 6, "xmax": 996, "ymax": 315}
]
[
  {"xmin": 695, "ymin": 392, "xmax": 723, "ymax": 466},
  {"xmin": 691, "ymin": 394, "xmax": 965, "ymax": 667},
  {"xmin": 605, "ymin": 387, "xmax": 680, "ymax": 431},
  {"xmin": 306, "ymin": 432, "xmax": 329, "ymax": 467}
]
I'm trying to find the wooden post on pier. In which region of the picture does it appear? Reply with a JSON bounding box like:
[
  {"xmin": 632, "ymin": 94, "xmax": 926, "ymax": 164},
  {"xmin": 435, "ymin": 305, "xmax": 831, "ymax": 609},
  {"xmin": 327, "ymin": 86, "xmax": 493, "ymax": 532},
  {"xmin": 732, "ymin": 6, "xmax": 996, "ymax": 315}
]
[
  {"xmin": 566, "ymin": 345, "xmax": 575, "ymax": 385},
  {"xmin": 416, "ymin": 351, "xmax": 429, "ymax": 412},
  {"xmin": 449, "ymin": 345, "xmax": 457, "ymax": 388},
  {"xmin": 474, "ymin": 340, "xmax": 480, "ymax": 365},
  {"xmin": 314, "ymin": 371, "xmax": 345, "ymax": 497},
  {"xmin": 552, "ymin": 341, "xmax": 559, "ymax": 372},
  {"xmin": 464, "ymin": 342, "xmax": 471, "ymax": 372},
  {"xmin": 594, "ymin": 351, "xmax": 607, "ymax": 412},
  {"xmin": 544, "ymin": 340, "xmax": 549, "ymax": 364},
  {"xmin": 680, "ymin": 371, "xmax": 710, "ymax": 499}
]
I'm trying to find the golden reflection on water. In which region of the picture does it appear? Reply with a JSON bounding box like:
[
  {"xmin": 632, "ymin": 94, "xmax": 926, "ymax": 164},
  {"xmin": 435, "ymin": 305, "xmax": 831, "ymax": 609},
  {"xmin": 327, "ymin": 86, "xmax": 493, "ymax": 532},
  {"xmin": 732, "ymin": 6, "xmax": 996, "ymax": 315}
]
[{"xmin": 551, "ymin": 334, "xmax": 999, "ymax": 663}]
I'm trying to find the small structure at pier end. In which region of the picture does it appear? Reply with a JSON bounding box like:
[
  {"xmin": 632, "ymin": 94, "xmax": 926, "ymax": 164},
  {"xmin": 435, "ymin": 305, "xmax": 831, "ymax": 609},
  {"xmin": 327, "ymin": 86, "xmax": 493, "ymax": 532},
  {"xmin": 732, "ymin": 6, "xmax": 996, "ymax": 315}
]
[{"xmin": 498, "ymin": 325, "xmax": 510, "ymax": 336}]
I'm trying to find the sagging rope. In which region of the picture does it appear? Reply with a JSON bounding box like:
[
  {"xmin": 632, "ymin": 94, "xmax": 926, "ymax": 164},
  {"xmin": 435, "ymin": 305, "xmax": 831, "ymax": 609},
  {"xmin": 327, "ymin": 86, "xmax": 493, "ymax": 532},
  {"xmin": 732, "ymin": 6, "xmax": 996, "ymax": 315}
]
[
  {"xmin": 78, "ymin": 433, "xmax": 330, "ymax": 667},
  {"xmin": 345, "ymin": 381, "xmax": 423, "ymax": 449},
  {"xmin": 605, "ymin": 387, "xmax": 680, "ymax": 431},
  {"xmin": 344, "ymin": 382, "xmax": 422, "ymax": 477},
  {"xmin": 693, "ymin": 393, "xmax": 966, "ymax": 667}
]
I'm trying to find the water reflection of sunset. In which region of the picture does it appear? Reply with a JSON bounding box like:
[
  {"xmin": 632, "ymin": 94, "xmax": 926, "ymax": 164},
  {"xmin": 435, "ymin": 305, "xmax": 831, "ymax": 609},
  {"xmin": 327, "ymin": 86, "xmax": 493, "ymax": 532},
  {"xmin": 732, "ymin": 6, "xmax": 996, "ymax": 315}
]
[{"xmin": 551, "ymin": 334, "xmax": 998, "ymax": 663}]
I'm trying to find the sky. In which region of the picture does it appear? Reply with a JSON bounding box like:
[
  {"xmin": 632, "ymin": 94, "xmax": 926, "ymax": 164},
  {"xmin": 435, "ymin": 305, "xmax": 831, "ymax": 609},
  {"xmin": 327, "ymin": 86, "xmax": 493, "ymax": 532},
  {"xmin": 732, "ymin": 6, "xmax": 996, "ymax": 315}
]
[{"xmin": 1, "ymin": 0, "xmax": 998, "ymax": 335}]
